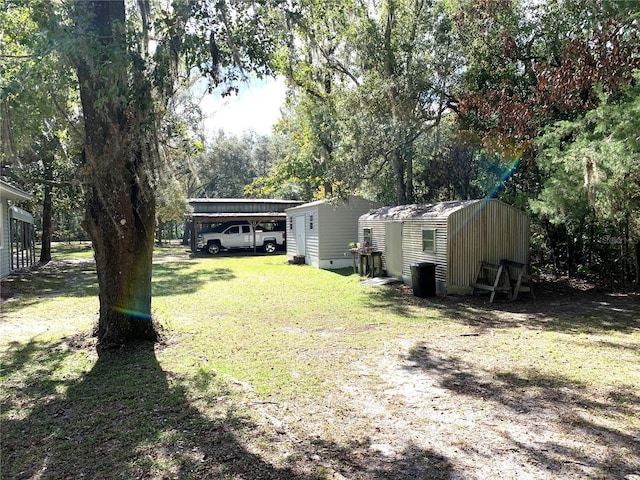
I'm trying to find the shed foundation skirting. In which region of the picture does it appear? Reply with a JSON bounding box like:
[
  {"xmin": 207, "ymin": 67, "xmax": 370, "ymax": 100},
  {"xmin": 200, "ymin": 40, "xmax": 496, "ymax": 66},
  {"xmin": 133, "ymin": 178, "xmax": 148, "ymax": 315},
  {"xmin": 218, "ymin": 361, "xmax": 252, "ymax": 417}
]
[
  {"xmin": 318, "ymin": 258, "xmax": 352, "ymax": 270},
  {"xmin": 402, "ymin": 276, "xmax": 450, "ymax": 295},
  {"xmin": 446, "ymin": 285, "xmax": 473, "ymax": 295},
  {"xmin": 400, "ymin": 276, "xmax": 471, "ymax": 295}
]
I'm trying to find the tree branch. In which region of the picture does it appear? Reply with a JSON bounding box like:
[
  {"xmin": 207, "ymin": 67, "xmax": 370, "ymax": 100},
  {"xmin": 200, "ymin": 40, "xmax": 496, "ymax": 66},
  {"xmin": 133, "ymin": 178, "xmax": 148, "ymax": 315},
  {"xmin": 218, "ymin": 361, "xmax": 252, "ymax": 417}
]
[
  {"xmin": 0, "ymin": 54, "xmax": 37, "ymax": 59},
  {"xmin": 48, "ymin": 89, "xmax": 83, "ymax": 139}
]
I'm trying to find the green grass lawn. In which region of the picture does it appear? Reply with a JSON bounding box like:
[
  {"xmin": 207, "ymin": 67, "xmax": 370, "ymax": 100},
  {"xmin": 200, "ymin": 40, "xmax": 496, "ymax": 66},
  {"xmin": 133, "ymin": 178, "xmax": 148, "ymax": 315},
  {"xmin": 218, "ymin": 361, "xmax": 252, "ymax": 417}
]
[{"xmin": 1, "ymin": 243, "xmax": 639, "ymax": 479}]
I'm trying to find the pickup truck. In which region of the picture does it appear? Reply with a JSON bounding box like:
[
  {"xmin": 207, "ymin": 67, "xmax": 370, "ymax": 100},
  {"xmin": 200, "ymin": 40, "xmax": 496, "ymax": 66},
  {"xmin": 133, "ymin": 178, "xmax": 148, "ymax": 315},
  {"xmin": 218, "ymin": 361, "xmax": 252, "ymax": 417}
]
[{"xmin": 197, "ymin": 221, "xmax": 286, "ymax": 255}]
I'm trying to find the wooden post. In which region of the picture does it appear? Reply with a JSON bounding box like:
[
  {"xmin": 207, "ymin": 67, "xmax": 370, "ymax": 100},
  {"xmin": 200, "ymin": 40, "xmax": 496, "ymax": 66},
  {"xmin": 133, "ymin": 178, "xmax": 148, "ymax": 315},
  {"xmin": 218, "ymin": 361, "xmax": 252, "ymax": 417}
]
[
  {"xmin": 249, "ymin": 221, "xmax": 259, "ymax": 253},
  {"xmin": 190, "ymin": 219, "xmax": 197, "ymax": 253}
]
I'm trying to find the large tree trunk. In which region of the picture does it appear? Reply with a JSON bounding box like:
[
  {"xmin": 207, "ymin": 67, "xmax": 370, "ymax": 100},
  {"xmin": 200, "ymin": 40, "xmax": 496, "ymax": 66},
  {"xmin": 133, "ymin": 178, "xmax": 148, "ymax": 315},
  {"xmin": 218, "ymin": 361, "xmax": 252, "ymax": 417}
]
[
  {"xmin": 405, "ymin": 137, "xmax": 414, "ymax": 203},
  {"xmin": 39, "ymin": 151, "xmax": 53, "ymax": 264},
  {"xmin": 39, "ymin": 148, "xmax": 57, "ymax": 265},
  {"xmin": 391, "ymin": 148, "xmax": 407, "ymax": 205},
  {"xmin": 384, "ymin": 0, "xmax": 409, "ymax": 206},
  {"xmin": 634, "ymin": 240, "xmax": 640, "ymax": 286},
  {"xmin": 83, "ymin": 172, "xmax": 157, "ymax": 346},
  {"xmin": 73, "ymin": 0, "xmax": 158, "ymax": 349},
  {"xmin": 39, "ymin": 181, "xmax": 52, "ymax": 264}
]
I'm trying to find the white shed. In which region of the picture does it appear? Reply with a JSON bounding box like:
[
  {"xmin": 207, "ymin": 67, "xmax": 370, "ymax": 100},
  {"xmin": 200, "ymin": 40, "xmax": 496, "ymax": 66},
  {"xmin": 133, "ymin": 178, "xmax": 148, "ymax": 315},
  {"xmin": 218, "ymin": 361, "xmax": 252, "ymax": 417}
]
[
  {"xmin": 286, "ymin": 195, "xmax": 379, "ymax": 269},
  {"xmin": 358, "ymin": 199, "xmax": 530, "ymax": 294},
  {"xmin": 1, "ymin": 180, "xmax": 36, "ymax": 278}
]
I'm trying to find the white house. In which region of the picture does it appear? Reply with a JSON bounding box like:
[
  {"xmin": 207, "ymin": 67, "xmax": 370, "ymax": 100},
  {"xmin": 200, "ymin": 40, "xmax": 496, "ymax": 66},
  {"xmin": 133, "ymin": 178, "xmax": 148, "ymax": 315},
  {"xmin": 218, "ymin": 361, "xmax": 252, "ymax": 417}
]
[
  {"xmin": 1, "ymin": 180, "xmax": 36, "ymax": 278},
  {"xmin": 358, "ymin": 199, "xmax": 530, "ymax": 294},
  {"xmin": 286, "ymin": 195, "xmax": 379, "ymax": 270}
]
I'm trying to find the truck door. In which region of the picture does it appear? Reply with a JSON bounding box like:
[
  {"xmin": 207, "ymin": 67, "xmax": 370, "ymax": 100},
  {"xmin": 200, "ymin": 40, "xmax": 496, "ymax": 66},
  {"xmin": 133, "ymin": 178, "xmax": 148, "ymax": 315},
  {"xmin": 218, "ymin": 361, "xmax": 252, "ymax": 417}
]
[
  {"xmin": 224, "ymin": 225, "xmax": 242, "ymax": 248},
  {"xmin": 241, "ymin": 225, "xmax": 252, "ymax": 246}
]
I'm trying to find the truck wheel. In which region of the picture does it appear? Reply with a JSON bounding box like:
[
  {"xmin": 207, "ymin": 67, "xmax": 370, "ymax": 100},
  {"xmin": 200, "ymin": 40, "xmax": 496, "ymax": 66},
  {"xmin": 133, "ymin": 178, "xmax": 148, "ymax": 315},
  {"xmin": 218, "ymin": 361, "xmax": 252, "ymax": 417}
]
[
  {"xmin": 207, "ymin": 241, "xmax": 221, "ymax": 255},
  {"xmin": 263, "ymin": 241, "xmax": 277, "ymax": 254}
]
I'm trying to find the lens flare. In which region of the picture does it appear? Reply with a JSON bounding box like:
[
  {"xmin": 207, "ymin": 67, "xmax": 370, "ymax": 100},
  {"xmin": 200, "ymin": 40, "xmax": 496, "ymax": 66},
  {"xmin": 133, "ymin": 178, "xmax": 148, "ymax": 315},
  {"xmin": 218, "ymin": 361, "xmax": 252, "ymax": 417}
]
[
  {"xmin": 487, "ymin": 153, "xmax": 523, "ymax": 199},
  {"xmin": 112, "ymin": 305, "xmax": 152, "ymax": 320},
  {"xmin": 448, "ymin": 152, "xmax": 524, "ymax": 241}
]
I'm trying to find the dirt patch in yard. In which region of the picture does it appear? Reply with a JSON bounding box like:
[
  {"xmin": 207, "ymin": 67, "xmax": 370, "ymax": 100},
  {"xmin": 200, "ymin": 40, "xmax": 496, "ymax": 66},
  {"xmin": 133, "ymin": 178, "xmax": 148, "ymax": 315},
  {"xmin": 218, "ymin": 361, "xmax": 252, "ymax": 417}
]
[{"xmin": 237, "ymin": 283, "xmax": 639, "ymax": 479}]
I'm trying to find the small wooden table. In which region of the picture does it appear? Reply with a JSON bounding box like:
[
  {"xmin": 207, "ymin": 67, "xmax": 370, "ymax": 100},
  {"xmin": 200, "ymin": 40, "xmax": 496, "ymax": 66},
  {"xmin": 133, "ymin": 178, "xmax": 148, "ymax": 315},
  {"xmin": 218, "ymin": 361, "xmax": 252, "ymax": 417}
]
[
  {"xmin": 350, "ymin": 248, "xmax": 359, "ymax": 273},
  {"xmin": 359, "ymin": 251, "xmax": 383, "ymax": 277}
]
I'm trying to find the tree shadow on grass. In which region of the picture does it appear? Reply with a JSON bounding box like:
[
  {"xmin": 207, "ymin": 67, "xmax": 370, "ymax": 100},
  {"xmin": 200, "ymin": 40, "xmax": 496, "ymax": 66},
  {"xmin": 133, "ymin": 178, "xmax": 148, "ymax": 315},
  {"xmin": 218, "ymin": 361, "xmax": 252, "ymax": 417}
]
[
  {"xmin": 362, "ymin": 283, "xmax": 640, "ymax": 334},
  {"xmin": 152, "ymin": 262, "xmax": 235, "ymax": 297},
  {"xmin": 434, "ymin": 292, "xmax": 639, "ymax": 334},
  {"xmin": 327, "ymin": 267, "xmax": 358, "ymax": 277},
  {"xmin": 403, "ymin": 342, "xmax": 640, "ymax": 478},
  {"xmin": 2, "ymin": 337, "xmax": 455, "ymax": 479},
  {"xmin": 1, "ymin": 259, "xmax": 236, "ymax": 315},
  {"xmin": 300, "ymin": 438, "xmax": 453, "ymax": 480},
  {"xmin": 1, "ymin": 259, "xmax": 99, "ymax": 307},
  {"xmin": 361, "ymin": 285, "xmax": 423, "ymax": 320}
]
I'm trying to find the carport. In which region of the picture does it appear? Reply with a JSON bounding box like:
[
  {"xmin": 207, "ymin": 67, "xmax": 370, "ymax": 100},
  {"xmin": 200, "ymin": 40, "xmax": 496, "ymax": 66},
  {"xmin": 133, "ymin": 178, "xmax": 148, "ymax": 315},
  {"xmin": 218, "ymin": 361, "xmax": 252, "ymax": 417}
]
[
  {"xmin": 189, "ymin": 213, "xmax": 288, "ymax": 253},
  {"xmin": 186, "ymin": 199, "xmax": 303, "ymax": 253}
]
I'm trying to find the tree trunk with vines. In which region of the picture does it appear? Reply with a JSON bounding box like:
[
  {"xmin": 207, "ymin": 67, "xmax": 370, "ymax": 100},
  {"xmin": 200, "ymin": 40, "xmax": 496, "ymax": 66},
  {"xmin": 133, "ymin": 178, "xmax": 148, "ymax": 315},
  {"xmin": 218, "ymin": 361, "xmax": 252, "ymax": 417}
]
[{"xmin": 73, "ymin": 0, "xmax": 158, "ymax": 349}]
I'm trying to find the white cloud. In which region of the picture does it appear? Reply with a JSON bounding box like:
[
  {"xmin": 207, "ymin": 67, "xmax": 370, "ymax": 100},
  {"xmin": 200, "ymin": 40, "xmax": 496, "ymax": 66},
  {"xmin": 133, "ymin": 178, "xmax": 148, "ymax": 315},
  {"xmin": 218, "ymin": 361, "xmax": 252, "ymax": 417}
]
[{"xmin": 200, "ymin": 76, "xmax": 287, "ymax": 137}]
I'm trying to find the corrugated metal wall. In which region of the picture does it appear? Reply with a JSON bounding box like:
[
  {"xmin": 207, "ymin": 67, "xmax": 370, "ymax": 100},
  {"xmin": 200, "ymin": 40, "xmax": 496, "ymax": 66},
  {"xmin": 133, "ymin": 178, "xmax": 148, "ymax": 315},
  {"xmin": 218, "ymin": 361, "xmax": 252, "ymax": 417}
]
[
  {"xmin": 357, "ymin": 218, "xmax": 387, "ymax": 252},
  {"xmin": 358, "ymin": 200, "xmax": 530, "ymax": 294},
  {"xmin": 401, "ymin": 219, "xmax": 449, "ymax": 292},
  {"xmin": 447, "ymin": 202, "xmax": 487, "ymax": 292},
  {"xmin": 447, "ymin": 200, "xmax": 530, "ymax": 293},
  {"xmin": 357, "ymin": 218, "xmax": 387, "ymax": 270}
]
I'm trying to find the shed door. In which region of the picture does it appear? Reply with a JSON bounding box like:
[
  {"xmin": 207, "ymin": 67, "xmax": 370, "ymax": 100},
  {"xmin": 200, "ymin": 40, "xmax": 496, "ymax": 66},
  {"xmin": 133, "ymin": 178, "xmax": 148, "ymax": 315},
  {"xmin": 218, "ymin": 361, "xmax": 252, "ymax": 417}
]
[
  {"xmin": 384, "ymin": 222, "xmax": 403, "ymax": 278},
  {"xmin": 295, "ymin": 215, "xmax": 306, "ymax": 256}
]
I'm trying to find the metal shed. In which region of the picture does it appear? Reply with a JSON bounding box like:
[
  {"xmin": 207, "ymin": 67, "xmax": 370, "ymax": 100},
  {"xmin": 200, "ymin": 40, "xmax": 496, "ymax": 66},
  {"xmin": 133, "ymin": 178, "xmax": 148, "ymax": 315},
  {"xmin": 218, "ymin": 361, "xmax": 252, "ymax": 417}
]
[
  {"xmin": 286, "ymin": 195, "xmax": 380, "ymax": 270},
  {"xmin": 358, "ymin": 199, "xmax": 530, "ymax": 294}
]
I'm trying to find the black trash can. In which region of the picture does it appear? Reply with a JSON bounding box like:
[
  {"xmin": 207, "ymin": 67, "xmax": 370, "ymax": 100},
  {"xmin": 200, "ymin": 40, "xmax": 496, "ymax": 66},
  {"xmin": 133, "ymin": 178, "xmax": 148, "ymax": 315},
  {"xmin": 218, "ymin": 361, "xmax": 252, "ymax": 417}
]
[{"xmin": 410, "ymin": 262, "xmax": 436, "ymax": 298}]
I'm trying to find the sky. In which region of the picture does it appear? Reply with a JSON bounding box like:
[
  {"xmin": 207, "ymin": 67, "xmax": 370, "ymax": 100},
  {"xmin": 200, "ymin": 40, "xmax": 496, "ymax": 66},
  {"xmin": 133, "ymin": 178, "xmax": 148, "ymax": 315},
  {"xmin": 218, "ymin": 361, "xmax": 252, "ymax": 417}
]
[{"xmin": 199, "ymin": 76, "xmax": 288, "ymax": 137}]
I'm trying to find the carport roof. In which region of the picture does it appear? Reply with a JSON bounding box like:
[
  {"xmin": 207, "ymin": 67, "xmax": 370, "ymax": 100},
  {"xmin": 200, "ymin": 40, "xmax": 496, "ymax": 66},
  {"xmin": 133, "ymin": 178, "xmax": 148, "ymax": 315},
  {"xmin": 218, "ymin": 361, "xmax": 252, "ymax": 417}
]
[{"xmin": 189, "ymin": 212, "xmax": 287, "ymax": 223}]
